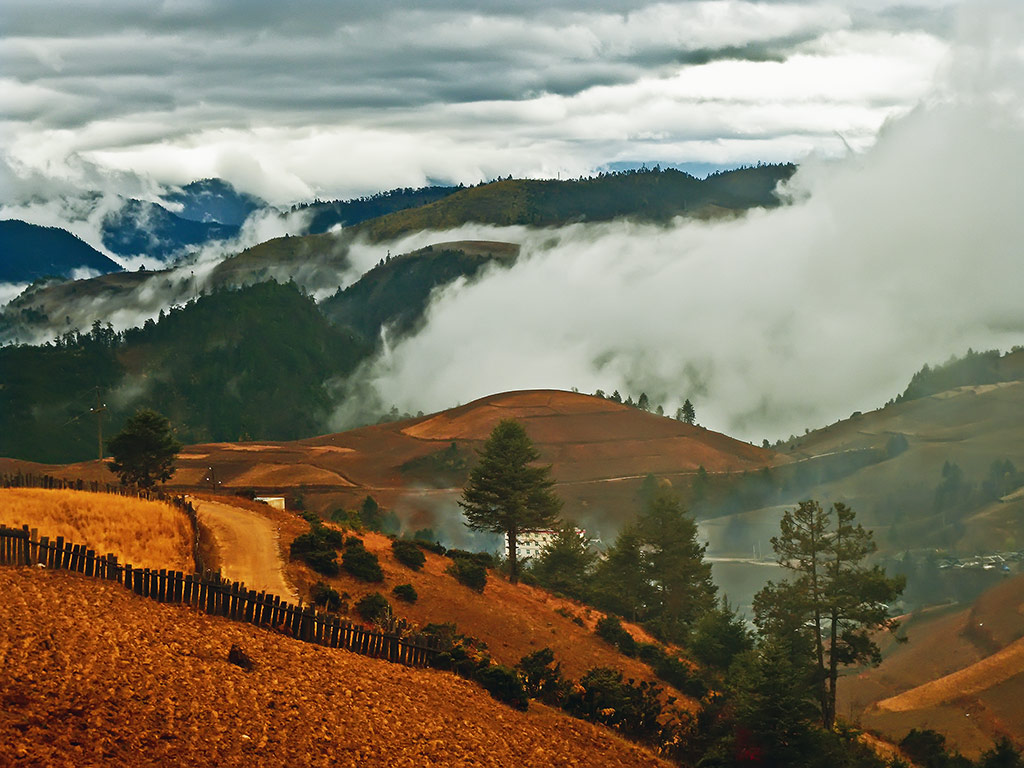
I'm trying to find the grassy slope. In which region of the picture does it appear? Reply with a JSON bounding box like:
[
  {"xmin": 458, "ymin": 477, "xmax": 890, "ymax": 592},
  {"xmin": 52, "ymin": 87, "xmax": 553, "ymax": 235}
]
[
  {"xmin": 0, "ymin": 487, "xmax": 192, "ymax": 571},
  {"xmin": 838, "ymin": 575, "xmax": 1024, "ymax": 757},
  {"xmin": 281, "ymin": 522, "xmax": 691, "ymax": 695}
]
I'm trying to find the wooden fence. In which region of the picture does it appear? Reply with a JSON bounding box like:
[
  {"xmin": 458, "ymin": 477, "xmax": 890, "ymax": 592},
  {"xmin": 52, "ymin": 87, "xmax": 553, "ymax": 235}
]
[
  {"xmin": 0, "ymin": 524, "xmax": 441, "ymax": 668},
  {"xmin": 1, "ymin": 472, "xmax": 204, "ymax": 573}
]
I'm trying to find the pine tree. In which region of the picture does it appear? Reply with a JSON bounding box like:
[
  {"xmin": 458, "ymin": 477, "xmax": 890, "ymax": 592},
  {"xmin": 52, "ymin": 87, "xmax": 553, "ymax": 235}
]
[
  {"xmin": 107, "ymin": 409, "xmax": 182, "ymax": 489},
  {"xmin": 531, "ymin": 523, "xmax": 595, "ymax": 599},
  {"xmin": 756, "ymin": 500, "xmax": 904, "ymax": 729},
  {"xmin": 681, "ymin": 398, "xmax": 696, "ymax": 425},
  {"xmin": 459, "ymin": 419, "xmax": 562, "ymax": 583},
  {"xmin": 635, "ymin": 486, "xmax": 716, "ymax": 640}
]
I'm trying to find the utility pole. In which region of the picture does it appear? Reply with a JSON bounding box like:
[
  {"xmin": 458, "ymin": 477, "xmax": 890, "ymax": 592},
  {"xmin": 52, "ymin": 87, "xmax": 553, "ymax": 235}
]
[{"xmin": 90, "ymin": 388, "xmax": 107, "ymax": 462}]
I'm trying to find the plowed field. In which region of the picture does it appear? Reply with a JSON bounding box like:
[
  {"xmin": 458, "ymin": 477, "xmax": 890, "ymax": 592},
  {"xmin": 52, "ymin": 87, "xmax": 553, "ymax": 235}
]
[{"xmin": 0, "ymin": 567, "xmax": 671, "ymax": 768}]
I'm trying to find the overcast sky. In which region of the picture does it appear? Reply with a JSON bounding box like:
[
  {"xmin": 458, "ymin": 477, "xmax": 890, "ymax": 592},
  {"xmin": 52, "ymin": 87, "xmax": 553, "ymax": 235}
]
[{"xmin": 1, "ymin": 0, "xmax": 961, "ymax": 204}]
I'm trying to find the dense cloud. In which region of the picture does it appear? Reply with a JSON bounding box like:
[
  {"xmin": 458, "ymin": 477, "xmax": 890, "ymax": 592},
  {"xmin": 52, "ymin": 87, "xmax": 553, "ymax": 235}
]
[
  {"xmin": 2, "ymin": 1, "xmax": 955, "ymax": 205},
  {"xmin": 347, "ymin": 1, "xmax": 1024, "ymax": 443}
]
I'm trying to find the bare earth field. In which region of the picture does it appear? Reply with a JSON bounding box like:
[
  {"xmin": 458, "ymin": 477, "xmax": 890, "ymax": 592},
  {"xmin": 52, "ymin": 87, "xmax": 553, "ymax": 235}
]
[
  {"xmin": 0, "ymin": 567, "xmax": 671, "ymax": 768},
  {"xmin": 840, "ymin": 575, "xmax": 1024, "ymax": 757}
]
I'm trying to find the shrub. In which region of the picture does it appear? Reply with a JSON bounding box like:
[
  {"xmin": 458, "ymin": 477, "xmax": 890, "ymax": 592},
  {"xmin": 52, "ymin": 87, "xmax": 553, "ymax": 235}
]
[
  {"xmin": 595, "ymin": 615, "xmax": 637, "ymax": 657},
  {"xmin": 318, "ymin": 525, "xmax": 345, "ymax": 549},
  {"xmin": 564, "ymin": 667, "xmax": 665, "ymax": 745},
  {"xmin": 516, "ymin": 647, "xmax": 567, "ymax": 705},
  {"xmin": 342, "ymin": 539, "xmax": 384, "ymax": 582},
  {"xmin": 311, "ymin": 580, "xmax": 342, "ymax": 611},
  {"xmin": 638, "ymin": 643, "xmax": 707, "ymax": 699},
  {"xmin": 355, "ymin": 592, "xmax": 391, "ymax": 623},
  {"xmin": 446, "ymin": 549, "xmax": 494, "ymax": 568},
  {"xmin": 392, "ymin": 583, "xmax": 418, "ymax": 603},
  {"xmin": 475, "ymin": 665, "xmax": 528, "ymax": 711},
  {"xmin": 289, "ymin": 520, "xmax": 345, "ymax": 576},
  {"xmin": 446, "ymin": 557, "xmax": 487, "ymax": 592},
  {"xmin": 392, "ymin": 539, "xmax": 426, "ymax": 571}
]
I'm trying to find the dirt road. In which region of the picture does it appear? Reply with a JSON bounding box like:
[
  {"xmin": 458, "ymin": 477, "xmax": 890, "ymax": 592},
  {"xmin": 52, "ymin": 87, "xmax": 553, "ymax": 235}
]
[{"xmin": 187, "ymin": 496, "xmax": 297, "ymax": 601}]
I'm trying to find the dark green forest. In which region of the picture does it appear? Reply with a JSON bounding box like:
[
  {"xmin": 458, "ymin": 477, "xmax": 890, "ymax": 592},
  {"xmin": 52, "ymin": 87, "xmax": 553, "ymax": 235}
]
[
  {"xmin": 320, "ymin": 245, "xmax": 515, "ymax": 342},
  {"xmin": 0, "ymin": 281, "xmax": 368, "ymax": 462},
  {"xmin": 355, "ymin": 164, "xmax": 796, "ymax": 241}
]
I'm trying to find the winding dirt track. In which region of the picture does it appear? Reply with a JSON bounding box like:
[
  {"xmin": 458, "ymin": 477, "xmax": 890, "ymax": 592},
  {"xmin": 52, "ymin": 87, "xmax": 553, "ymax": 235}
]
[{"xmin": 188, "ymin": 496, "xmax": 297, "ymax": 602}]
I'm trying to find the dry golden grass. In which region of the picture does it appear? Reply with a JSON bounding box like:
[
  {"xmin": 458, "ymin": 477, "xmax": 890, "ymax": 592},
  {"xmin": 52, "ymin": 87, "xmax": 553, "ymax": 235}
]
[{"xmin": 0, "ymin": 488, "xmax": 192, "ymax": 572}]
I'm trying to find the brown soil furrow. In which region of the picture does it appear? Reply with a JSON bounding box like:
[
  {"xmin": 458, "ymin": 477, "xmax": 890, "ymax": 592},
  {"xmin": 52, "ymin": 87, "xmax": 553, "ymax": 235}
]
[{"xmin": 0, "ymin": 568, "xmax": 670, "ymax": 768}]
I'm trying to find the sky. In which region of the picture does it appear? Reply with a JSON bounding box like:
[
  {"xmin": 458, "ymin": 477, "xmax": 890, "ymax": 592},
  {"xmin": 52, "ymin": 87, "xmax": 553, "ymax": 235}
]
[
  {"xmin": 2, "ymin": 0, "xmax": 1021, "ymax": 444},
  {"xmin": 2, "ymin": 0, "xmax": 959, "ymax": 205}
]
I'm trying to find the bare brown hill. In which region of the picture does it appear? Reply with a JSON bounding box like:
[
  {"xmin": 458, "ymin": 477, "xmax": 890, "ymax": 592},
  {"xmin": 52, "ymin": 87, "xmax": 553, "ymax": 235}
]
[
  {"xmin": 2, "ymin": 389, "xmax": 778, "ymax": 534},
  {"xmin": 211, "ymin": 390, "xmax": 773, "ymax": 529},
  {"xmin": 839, "ymin": 574, "xmax": 1024, "ymax": 757},
  {"xmin": 0, "ymin": 567, "xmax": 671, "ymax": 768}
]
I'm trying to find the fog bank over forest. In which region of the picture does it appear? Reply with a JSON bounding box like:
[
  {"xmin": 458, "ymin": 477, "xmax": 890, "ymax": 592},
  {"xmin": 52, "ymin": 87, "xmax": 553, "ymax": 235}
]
[{"xmin": 356, "ymin": 2, "xmax": 1024, "ymax": 442}]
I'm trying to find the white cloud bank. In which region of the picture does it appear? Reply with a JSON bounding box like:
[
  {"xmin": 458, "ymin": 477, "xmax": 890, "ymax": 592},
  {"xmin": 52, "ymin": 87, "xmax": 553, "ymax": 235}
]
[
  {"xmin": 355, "ymin": 1, "xmax": 1024, "ymax": 442},
  {"xmin": 1, "ymin": 1, "xmax": 954, "ymax": 205}
]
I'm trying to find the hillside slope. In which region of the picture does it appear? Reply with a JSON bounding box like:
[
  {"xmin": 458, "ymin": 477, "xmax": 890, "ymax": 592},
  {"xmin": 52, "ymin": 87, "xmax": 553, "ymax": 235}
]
[
  {"xmin": 700, "ymin": 373, "xmax": 1024, "ymax": 561},
  {"xmin": 177, "ymin": 389, "xmax": 777, "ymax": 532},
  {"xmin": 0, "ymin": 281, "xmax": 369, "ymax": 463},
  {"xmin": 838, "ymin": 574, "xmax": 1024, "ymax": 757},
  {"xmin": 280, "ymin": 522, "xmax": 686, "ymax": 689},
  {"xmin": 0, "ymin": 219, "xmax": 122, "ymax": 283},
  {"xmin": 0, "ymin": 567, "xmax": 669, "ymax": 768},
  {"xmin": 354, "ymin": 165, "xmax": 795, "ymax": 242}
]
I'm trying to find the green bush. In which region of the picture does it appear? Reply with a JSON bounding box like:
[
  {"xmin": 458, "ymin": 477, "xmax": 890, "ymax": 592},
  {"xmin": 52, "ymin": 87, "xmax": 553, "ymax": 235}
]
[
  {"xmin": 311, "ymin": 580, "xmax": 342, "ymax": 611},
  {"xmin": 446, "ymin": 557, "xmax": 487, "ymax": 592},
  {"xmin": 446, "ymin": 549, "xmax": 494, "ymax": 568},
  {"xmin": 354, "ymin": 592, "xmax": 391, "ymax": 623},
  {"xmin": 392, "ymin": 539, "xmax": 426, "ymax": 571},
  {"xmin": 637, "ymin": 643, "xmax": 707, "ymax": 699},
  {"xmin": 290, "ymin": 531, "xmax": 340, "ymax": 576},
  {"xmin": 516, "ymin": 647, "xmax": 567, "ymax": 705},
  {"xmin": 595, "ymin": 615, "xmax": 637, "ymax": 657},
  {"xmin": 342, "ymin": 539, "xmax": 384, "ymax": 582},
  {"xmin": 564, "ymin": 667, "xmax": 665, "ymax": 745},
  {"xmin": 392, "ymin": 583, "xmax": 418, "ymax": 603},
  {"xmin": 475, "ymin": 665, "xmax": 528, "ymax": 711}
]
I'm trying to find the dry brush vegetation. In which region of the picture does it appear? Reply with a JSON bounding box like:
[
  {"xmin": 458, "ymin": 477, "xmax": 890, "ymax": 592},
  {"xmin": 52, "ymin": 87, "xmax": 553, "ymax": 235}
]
[{"xmin": 0, "ymin": 488, "xmax": 192, "ymax": 572}]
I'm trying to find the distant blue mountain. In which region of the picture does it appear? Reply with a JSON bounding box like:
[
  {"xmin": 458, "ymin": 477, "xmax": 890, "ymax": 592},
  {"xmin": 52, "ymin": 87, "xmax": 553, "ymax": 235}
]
[
  {"xmin": 101, "ymin": 198, "xmax": 242, "ymax": 262},
  {"xmin": 0, "ymin": 219, "xmax": 122, "ymax": 283},
  {"xmin": 163, "ymin": 178, "xmax": 266, "ymax": 226}
]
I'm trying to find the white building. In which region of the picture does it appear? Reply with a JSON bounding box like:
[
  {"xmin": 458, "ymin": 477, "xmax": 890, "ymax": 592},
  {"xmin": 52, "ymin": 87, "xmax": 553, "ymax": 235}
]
[
  {"xmin": 504, "ymin": 528, "xmax": 587, "ymax": 561},
  {"xmin": 255, "ymin": 496, "xmax": 286, "ymax": 510}
]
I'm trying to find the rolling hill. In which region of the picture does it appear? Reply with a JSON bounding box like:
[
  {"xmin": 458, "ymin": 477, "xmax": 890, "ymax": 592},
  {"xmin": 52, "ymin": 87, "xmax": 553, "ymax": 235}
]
[
  {"xmin": 3, "ymin": 389, "xmax": 780, "ymax": 538},
  {"xmin": 318, "ymin": 240, "xmax": 518, "ymax": 341},
  {"xmin": 699, "ymin": 351, "xmax": 1024, "ymax": 562},
  {"xmin": 0, "ymin": 219, "xmax": 122, "ymax": 284},
  {"xmin": 838, "ymin": 573, "xmax": 1024, "ymax": 758},
  {"xmin": 352, "ymin": 165, "xmax": 795, "ymax": 242}
]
